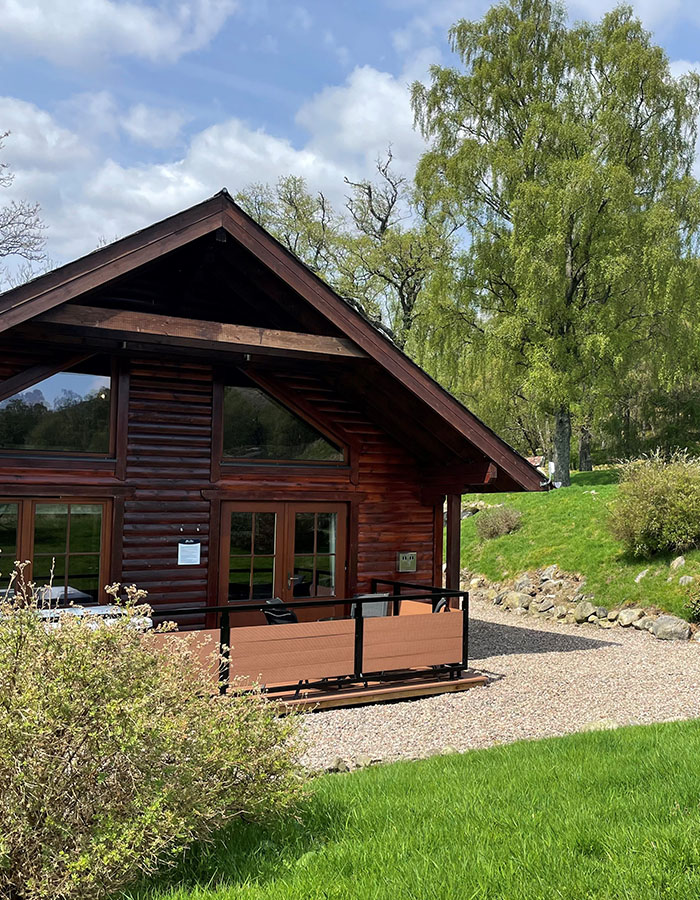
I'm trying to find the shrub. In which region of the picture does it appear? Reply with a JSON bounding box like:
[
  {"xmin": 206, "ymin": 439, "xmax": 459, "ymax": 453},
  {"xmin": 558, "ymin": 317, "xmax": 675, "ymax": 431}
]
[
  {"xmin": 475, "ymin": 506, "xmax": 522, "ymax": 540},
  {"xmin": 608, "ymin": 450, "xmax": 700, "ymax": 557},
  {"xmin": 0, "ymin": 570, "xmax": 303, "ymax": 900}
]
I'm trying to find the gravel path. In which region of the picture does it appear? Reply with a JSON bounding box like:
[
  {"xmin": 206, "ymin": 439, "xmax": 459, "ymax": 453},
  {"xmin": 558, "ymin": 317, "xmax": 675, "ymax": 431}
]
[{"xmin": 301, "ymin": 599, "xmax": 700, "ymax": 769}]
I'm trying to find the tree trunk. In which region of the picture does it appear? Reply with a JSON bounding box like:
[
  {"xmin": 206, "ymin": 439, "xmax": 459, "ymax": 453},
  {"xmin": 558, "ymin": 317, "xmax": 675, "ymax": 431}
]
[
  {"xmin": 578, "ymin": 422, "xmax": 593, "ymax": 471},
  {"xmin": 552, "ymin": 407, "xmax": 572, "ymax": 486}
]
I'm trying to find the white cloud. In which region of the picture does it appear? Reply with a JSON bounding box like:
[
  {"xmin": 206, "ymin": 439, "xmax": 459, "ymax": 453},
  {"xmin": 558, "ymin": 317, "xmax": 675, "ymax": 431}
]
[
  {"xmin": 0, "ymin": 97, "xmax": 90, "ymax": 173},
  {"xmin": 121, "ymin": 104, "xmax": 186, "ymax": 147},
  {"xmin": 0, "ymin": 0, "xmax": 238, "ymax": 66}
]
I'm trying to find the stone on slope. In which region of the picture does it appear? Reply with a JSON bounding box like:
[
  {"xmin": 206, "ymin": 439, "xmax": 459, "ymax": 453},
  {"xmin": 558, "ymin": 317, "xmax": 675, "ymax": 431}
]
[
  {"xmin": 670, "ymin": 556, "xmax": 686, "ymax": 571},
  {"xmin": 574, "ymin": 600, "xmax": 596, "ymax": 623},
  {"xmin": 651, "ymin": 615, "xmax": 691, "ymax": 642},
  {"xmin": 617, "ymin": 609, "xmax": 644, "ymax": 627}
]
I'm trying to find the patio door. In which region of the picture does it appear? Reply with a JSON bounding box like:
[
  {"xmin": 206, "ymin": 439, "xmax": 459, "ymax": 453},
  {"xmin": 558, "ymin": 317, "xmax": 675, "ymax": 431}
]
[{"xmin": 219, "ymin": 502, "xmax": 347, "ymax": 612}]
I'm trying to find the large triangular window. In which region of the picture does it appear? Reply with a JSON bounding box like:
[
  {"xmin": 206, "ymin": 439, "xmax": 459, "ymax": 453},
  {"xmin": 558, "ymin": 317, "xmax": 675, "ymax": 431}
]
[{"xmin": 221, "ymin": 384, "xmax": 344, "ymax": 463}]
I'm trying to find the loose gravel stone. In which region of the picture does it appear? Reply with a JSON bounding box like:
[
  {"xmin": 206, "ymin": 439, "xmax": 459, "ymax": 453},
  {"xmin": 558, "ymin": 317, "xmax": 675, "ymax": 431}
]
[{"xmin": 301, "ymin": 598, "xmax": 700, "ymax": 770}]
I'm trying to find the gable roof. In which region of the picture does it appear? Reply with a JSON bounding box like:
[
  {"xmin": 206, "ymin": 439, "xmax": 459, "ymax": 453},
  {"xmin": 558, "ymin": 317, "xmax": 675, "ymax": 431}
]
[{"xmin": 0, "ymin": 190, "xmax": 547, "ymax": 492}]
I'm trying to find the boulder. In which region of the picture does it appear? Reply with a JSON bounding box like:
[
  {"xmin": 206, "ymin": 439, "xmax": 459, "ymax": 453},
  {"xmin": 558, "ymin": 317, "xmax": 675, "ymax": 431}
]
[
  {"xmin": 594, "ymin": 606, "xmax": 608, "ymax": 619},
  {"xmin": 651, "ymin": 615, "xmax": 691, "ymax": 642},
  {"xmin": 554, "ymin": 605, "xmax": 568, "ymax": 619},
  {"xmin": 574, "ymin": 600, "xmax": 596, "ymax": 623},
  {"xmin": 494, "ymin": 591, "xmax": 508, "ymax": 606},
  {"xmin": 634, "ymin": 569, "xmax": 649, "ymax": 584},
  {"xmin": 679, "ymin": 575, "xmax": 695, "ymax": 587},
  {"xmin": 514, "ymin": 574, "xmax": 534, "ymax": 593},
  {"xmin": 617, "ymin": 608, "xmax": 644, "ymax": 627},
  {"xmin": 328, "ymin": 757, "xmax": 350, "ymax": 773},
  {"xmin": 670, "ymin": 556, "xmax": 686, "ymax": 571},
  {"xmin": 541, "ymin": 564, "xmax": 559, "ymax": 581},
  {"xmin": 353, "ymin": 754, "xmax": 374, "ymax": 769},
  {"xmin": 598, "ymin": 620, "xmax": 614, "ymax": 629},
  {"xmin": 633, "ymin": 616, "xmax": 656, "ymax": 631},
  {"xmin": 607, "ymin": 609, "xmax": 619, "ymax": 622},
  {"xmin": 512, "ymin": 607, "xmax": 529, "ymax": 617},
  {"xmin": 537, "ymin": 597, "xmax": 555, "ymax": 613},
  {"xmin": 504, "ymin": 591, "xmax": 531, "ymax": 610}
]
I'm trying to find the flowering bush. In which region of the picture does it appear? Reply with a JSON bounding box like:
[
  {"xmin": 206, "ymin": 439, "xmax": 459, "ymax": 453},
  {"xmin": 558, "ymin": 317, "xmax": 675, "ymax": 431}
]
[
  {"xmin": 608, "ymin": 450, "xmax": 700, "ymax": 557},
  {"xmin": 0, "ymin": 567, "xmax": 303, "ymax": 900}
]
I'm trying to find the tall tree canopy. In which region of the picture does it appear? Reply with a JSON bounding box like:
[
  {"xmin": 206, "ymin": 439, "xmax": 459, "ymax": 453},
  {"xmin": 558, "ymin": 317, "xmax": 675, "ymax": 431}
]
[{"xmin": 411, "ymin": 0, "xmax": 700, "ymax": 484}]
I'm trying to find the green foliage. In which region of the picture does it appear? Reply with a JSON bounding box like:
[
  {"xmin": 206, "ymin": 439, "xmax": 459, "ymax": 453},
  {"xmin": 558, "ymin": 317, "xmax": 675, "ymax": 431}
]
[
  {"xmin": 475, "ymin": 505, "xmax": 523, "ymax": 540},
  {"xmin": 0, "ymin": 573, "xmax": 303, "ymax": 900},
  {"xmin": 683, "ymin": 585, "xmax": 700, "ymax": 624},
  {"xmin": 134, "ymin": 721, "xmax": 700, "ymax": 900},
  {"xmin": 411, "ymin": 0, "xmax": 700, "ymax": 482},
  {"xmin": 609, "ymin": 450, "xmax": 700, "ymax": 556},
  {"xmin": 460, "ymin": 470, "xmax": 700, "ymax": 619}
]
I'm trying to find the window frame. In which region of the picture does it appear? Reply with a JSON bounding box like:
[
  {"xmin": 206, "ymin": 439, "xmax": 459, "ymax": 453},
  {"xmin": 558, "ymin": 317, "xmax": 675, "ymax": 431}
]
[
  {"xmin": 0, "ymin": 358, "xmax": 120, "ymax": 462},
  {"xmin": 213, "ymin": 373, "xmax": 351, "ymax": 475},
  {"xmin": 0, "ymin": 497, "xmax": 112, "ymax": 604}
]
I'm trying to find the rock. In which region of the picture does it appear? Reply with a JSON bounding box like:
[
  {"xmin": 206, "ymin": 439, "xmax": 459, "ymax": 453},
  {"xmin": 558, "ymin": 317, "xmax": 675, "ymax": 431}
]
[
  {"xmin": 483, "ymin": 588, "xmax": 498, "ymax": 602},
  {"xmin": 618, "ymin": 608, "xmax": 644, "ymax": 627},
  {"xmin": 671, "ymin": 556, "xmax": 686, "ymax": 571},
  {"xmin": 598, "ymin": 620, "xmax": 614, "ymax": 629},
  {"xmin": 634, "ymin": 616, "xmax": 656, "ymax": 631},
  {"xmin": 494, "ymin": 591, "xmax": 508, "ymax": 606},
  {"xmin": 581, "ymin": 718, "xmax": 620, "ymax": 732},
  {"xmin": 574, "ymin": 600, "xmax": 596, "ymax": 623},
  {"xmin": 541, "ymin": 565, "xmax": 559, "ymax": 581},
  {"xmin": 679, "ymin": 575, "xmax": 695, "ymax": 587},
  {"xmin": 692, "ymin": 632, "xmax": 700, "ymax": 643},
  {"xmin": 635, "ymin": 569, "xmax": 649, "ymax": 584},
  {"xmin": 353, "ymin": 754, "xmax": 373, "ymax": 769},
  {"xmin": 587, "ymin": 614, "xmax": 599, "ymax": 624},
  {"xmin": 607, "ymin": 609, "xmax": 619, "ymax": 622},
  {"xmin": 442, "ymin": 745, "xmax": 459, "ymax": 755},
  {"xmin": 512, "ymin": 607, "xmax": 528, "ymax": 617},
  {"xmin": 594, "ymin": 606, "xmax": 608, "ymax": 619},
  {"xmin": 554, "ymin": 605, "xmax": 568, "ymax": 619},
  {"xmin": 514, "ymin": 574, "xmax": 534, "ymax": 593},
  {"xmin": 504, "ymin": 591, "xmax": 531, "ymax": 610},
  {"xmin": 651, "ymin": 615, "xmax": 691, "ymax": 641},
  {"xmin": 328, "ymin": 757, "xmax": 350, "ymax": 773},
  {"xmin": 537, "ymin": 597, "xmax": 555, "ymax": 613}
]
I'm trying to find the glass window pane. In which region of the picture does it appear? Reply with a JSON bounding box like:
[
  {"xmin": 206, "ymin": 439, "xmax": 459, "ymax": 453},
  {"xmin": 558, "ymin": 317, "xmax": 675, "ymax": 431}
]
[
  {"xmin": 33, "ymin": 555, "xmax": 66, "ymax": 589},
  {"xmin": 293, "ymin": 555, "xmax": 314, "ymax": 597},
  {"xmin": 228, "ymin": 555, "xmax": 252, "ymax": 601},
  {"xmin": 222, "ymin": 385, "xmax": 343, "ymax": 462},
  {"xmin": 316, "ymin": 513, "xmax": 336, "ymax": 555},
  {"xmin": 0, "ymin": 503, "xmax": 18, "ymax": 580},
  {"xmin": 66, "ymin": 555, "xmax": 100, "ymax": 603},
  {"xmin": 34, "ymin": 504, "xmax": 68, "ymax": 556},
  {"xmin": 229, "ymin": 513, "xmax": 253, "ymax": 555},
  {"xmin": 0, "ymin": 371, "xmax": 111, "ymax": 453},
  {"xmin": 254, "ymin": 513, "xmax": 276, "ymax": 555},
  {"xmin": 315, "ymin": 555, "xmax": 335, "ymax": 592},
  {"xmin": 251, "ymin": 557, "xmax": 275, "ymax": 600},
  {"xmin": 294, "ymin": 513, "xmax": 315, "ymax": 555},
  {"xmin": 68, "ymin": 505, "xmax": 102, "ymax": 554}
]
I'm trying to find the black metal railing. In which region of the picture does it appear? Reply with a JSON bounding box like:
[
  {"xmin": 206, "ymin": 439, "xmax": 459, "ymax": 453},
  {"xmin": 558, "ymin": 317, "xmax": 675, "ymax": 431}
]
[{"xmin": 150, "ymin": 580, "xmax": 470, "ymax": 693}]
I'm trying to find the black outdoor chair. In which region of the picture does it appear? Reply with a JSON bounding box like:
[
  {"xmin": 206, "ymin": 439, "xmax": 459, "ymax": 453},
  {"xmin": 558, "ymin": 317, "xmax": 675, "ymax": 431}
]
[{"xmin": 263, "ymin": 597, "xmax": 298, "ymax": 625}]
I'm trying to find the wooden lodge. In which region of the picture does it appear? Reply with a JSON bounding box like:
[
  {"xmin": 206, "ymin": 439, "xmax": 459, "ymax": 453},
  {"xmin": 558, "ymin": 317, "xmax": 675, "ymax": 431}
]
[{"xmin": 0, "ymin": 190, "xmax": 545, "ymax": 707}]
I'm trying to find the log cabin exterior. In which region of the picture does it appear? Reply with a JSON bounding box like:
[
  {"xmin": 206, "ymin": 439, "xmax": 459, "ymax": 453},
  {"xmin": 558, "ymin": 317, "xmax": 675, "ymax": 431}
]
[{"xmin": 0, "ymin": 191, "xmax": 545, "ymax": 705}]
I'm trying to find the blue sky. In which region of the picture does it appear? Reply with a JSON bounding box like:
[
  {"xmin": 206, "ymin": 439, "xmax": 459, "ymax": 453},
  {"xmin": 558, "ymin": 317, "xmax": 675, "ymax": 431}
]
[{"xmin": 2, "ymin": 0, "xmax": 700, "ymax": 269}]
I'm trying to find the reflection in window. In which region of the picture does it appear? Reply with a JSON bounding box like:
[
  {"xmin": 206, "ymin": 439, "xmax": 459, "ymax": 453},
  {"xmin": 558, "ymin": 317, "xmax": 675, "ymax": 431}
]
[
  {"xmin": 227, "ymin": 510, "xmax": 277, "ymax": 601},
  {"xmin": 292, "ymin": 511, "xmax": 337, "ymax": 597},
  {"xmin": 32, "ymin": 503, "xmax": 104, "ymax": 603},
  {"xmin": 222, "ymin": 385, "xmax": 343, "ymax": 462},
  {"xmin": 0, "ymin": 371, "xmax": 111, "ymax": 453},
  {"xmin": 0, "ymin": 502, "xmax": 18, "ymax": 589}
]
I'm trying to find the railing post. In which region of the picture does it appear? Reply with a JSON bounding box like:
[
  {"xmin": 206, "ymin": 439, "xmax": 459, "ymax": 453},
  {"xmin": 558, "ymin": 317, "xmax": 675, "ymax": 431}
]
[
  {"xmin": 392, "ymin": 582, "xmax": 401, "ymax": 617},
  {"xmin": 446, "ymin": 493, "xmax": 461, "ymax": 595},
  {"xmin": 353, "ymin": 603, "xmax": 364, "ymax": 679},
  {"xmin": 461, "ymin": 593, "xmax": 469, "ymax": 676},
  {"xmin": 219, "ymin": 607, "xmax": 230, "ymax": 694}
]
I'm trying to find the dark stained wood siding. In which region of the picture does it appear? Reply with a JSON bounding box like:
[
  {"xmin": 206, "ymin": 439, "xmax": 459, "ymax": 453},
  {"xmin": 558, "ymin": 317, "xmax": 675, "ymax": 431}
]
[
  {"xmin": 121, "ymin": 360, "xmax": 212, "ymax": 615},
  {"xmin": 0, "ymin": 346, "xmax": 439, "ymax": 609}
]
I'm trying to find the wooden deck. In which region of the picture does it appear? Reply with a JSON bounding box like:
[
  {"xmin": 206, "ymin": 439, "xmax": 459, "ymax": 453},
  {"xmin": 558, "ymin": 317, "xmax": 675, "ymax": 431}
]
[{"xmin": 264, "ymin": 671, "xmax": 487, "ymax": 711}]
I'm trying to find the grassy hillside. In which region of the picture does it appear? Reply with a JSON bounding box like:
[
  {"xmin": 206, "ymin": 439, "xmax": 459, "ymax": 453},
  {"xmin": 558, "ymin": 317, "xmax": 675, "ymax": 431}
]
[
  {"xmin": 134, "ymin": 721, "xmax": 700, "ymax": 899},
  {"xmin": 461, "ymin": 470, "xmax": 700, "ymax": 619}
]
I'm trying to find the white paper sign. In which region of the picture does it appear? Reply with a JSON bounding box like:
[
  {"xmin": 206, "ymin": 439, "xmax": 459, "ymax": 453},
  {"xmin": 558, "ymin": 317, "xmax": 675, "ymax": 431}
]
[{"xmin": 178, "ymin": 540, "xmax": 201, "ymax": 566}]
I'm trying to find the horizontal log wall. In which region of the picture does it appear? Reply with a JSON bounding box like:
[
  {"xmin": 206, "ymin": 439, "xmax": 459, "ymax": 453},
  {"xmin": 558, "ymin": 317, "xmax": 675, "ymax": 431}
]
[{"xmin": 0, "ymin": 347, "xmax": 438, "ymax": 608}]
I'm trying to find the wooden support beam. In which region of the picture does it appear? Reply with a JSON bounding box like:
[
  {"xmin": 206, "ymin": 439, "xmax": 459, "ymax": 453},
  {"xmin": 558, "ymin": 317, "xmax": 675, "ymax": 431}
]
[
  {"xmin": 0, "ymin": 353, "xmax": 95, "ymax": 404},
  {"xmin": 420, "ymin": 461, "xmax": 497, "ymax": 504},
  {"xmin": 37, "ymin": 305, "xmax": 366, "ymax": 360},
  {"xmin": 445, "ymin": 493, "xmax": 461, "ymax": 592}
]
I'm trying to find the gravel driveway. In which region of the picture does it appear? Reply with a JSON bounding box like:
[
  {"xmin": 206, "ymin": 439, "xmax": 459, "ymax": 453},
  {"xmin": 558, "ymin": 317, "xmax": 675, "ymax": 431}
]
[{"xmin": 301, "ymin": 598, "xmax": 700, "ymax": 770}]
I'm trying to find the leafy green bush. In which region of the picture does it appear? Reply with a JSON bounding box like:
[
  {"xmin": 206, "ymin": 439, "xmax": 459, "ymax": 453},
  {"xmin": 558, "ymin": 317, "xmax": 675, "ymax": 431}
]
[
  {"xmin": 0, "ymin": 570, "xmax": 303, "ymax": 900},
  {"xmin": 608, "ymin": 450, "xmax": 700, "ymax": 557},
  {"xmin": 475, "ymin": 506, "xmax": 522, "ymax": 540}
]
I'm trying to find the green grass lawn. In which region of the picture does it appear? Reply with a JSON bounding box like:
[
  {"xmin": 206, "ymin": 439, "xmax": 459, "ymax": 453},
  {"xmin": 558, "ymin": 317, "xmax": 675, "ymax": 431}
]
[
  {"xmin": 461, "ymin": 470, "xmax": 700, "ymax": 618},
  {"xmin": 130, "ymin": 721, "xmax": 700, "ymax": 900}
]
